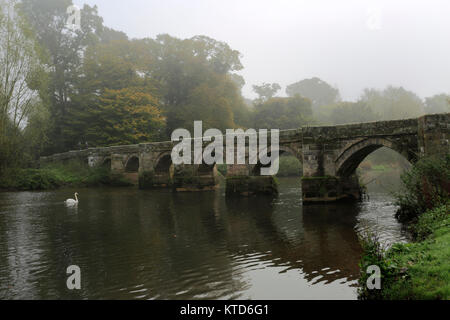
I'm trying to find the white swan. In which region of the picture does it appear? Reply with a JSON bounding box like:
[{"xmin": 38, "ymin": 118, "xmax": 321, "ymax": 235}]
[{"xmin": 65, "ymin": 193, "xmax": 79, "ymax": 206}]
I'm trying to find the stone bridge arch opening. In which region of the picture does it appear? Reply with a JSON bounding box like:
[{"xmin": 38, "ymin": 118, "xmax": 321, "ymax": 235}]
[
  {"xmin": 124, "ymin": 156, "xmax": 140, "ymax": 185},
  {"xmin": 335, "ymin": 138, "xmax": 412, "ymax": 178},
  {"xmin": 153, "ymin": 153, "xmax": 174, "ymax": 187},
  {"xmin": 251, "ymin": 146, "xmax": 303, "ymax": 177},
  {"xmin": 328, "ymin": 138, "xmax": 414, "ymax": 201},
  {"xmin": 125, "ymin": 156, "xmax": 140, "ymax": 173},
  {"xmin": 102, "ymin": 158, "xmax": 111, "ymax": 170},
  {"xmin": 196, "ymin": 149, "xmax": 221, "ymax": 177}
]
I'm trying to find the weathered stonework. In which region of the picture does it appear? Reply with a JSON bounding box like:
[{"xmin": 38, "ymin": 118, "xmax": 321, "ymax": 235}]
[
  {"xmin": 301, "ymin": 175, "xmax": 362, "ymax": 203},
  {"xmin": 226, "ymin": 176, "xmax": 278, "ymax": 196},
  {"xmin": 40, "ymin": 113, "xmax": 450, "ymax": 202}
]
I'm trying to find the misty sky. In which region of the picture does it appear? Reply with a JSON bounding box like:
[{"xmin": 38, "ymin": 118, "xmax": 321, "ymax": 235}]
[{"xmin": 73, "ymin": 0, "xmax": 450, "ymax": 101}]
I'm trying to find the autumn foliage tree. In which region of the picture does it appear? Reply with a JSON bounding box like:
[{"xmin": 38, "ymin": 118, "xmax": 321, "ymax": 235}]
[
  {"xmin": 146, "ymin": 34, "xmax": 248, "ymax": 135},
  {"xmin": 84, "ymin": 87, "xmax": 165, "ymax": 146},
  {"xmin": 63, "ymin": 39, "xmax": 164, "ymax": 148}
]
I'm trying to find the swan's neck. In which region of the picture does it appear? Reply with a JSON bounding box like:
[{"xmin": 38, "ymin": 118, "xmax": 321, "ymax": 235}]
[{"xmin": 75, "ymin": 194, "xmax": 78, "ymax": 202}]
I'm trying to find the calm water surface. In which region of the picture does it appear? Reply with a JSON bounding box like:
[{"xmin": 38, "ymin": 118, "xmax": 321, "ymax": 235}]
[{"xmin": 0, "ymin": 178, "xmax": 407, "ymax": 300}]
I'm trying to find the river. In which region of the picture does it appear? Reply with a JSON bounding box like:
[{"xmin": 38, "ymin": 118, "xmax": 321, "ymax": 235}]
[{"xmin": 0, "ymin": 177, "xmax": 408, "ymax": 300}]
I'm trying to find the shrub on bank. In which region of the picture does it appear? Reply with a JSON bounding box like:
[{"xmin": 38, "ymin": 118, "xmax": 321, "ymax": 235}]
[
  {"xmin": 358, "ymin": 153, "xmax": 450, "ymax": 300},
  {"xmin": 409, "ymin": 202, "xmax": 450, "ymax": 241},
  {"xmin": 395, "ymin": 154, "xmax": 450, "ymax": 222}
]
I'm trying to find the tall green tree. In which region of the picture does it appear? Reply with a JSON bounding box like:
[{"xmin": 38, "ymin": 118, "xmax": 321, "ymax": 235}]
[
  {"xmin": 361, "ymin": 86, "xmax": 424, "ymax": 120},
  {"xmin": 65, "ymin": 39, "xmax": 163, "ymax": 147},
  {"xmin": 424, "ymin": 94, "xmax": 450, "ymax": 114},
  {"xmin": 0, "ymin": 0, "xmax": 47, "ymax": 173},
  {"xmin": 286, "ymin": 77, "xmax": 340, "ymax": 109},
  {"xmin": 252, "ymin": 83, "xmax": 281, "ymax": 104},
  {"xmin": 253, "ymin": 95, "xmax": 313, "ymax": 130},
  {"xmin": 329, "ymin": 101, "xmax": 379, "ymax": 125},
  {"xmin": 146, "ymin": 34, "xmax": 247, "ymax": 135},
  {"xmin": 84, "ymin": 87, "xmax": 165, "ymax": 146},
  {"xmin": 19, "ymin": 0, "xmax": 104, "ymax": 153}
]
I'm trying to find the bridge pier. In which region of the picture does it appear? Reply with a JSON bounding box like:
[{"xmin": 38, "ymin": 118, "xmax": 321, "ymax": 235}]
[
  {"xmin": 111, "ymin": 154, "xmax": 125, "ymax": 174},
  {"xmin": 139, "ymin": 165, "xmax": 220, "ymax": 191},
  {"xmin": 225, "ymin": 164, "xmax": 278, "ymax": 196},
  {"xmin": 301, "ymin": 175, "xmax": 362, "ymax": 203},
  {"xmin": 172, "ymin": 164, "xmax": 219, "ymax": 191},
  {"xmin": 138, "ymin": 169, "xmax": 173, "ymax": 189},
  {"xmin": 226, "ymin": 175, "xmax": 278, "ymax": 196}
]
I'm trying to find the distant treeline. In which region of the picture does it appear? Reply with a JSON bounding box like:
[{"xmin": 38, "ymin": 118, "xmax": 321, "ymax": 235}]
[{"xmin": 1, "ymin": 0, "xmax": 449, "ymax": 177}]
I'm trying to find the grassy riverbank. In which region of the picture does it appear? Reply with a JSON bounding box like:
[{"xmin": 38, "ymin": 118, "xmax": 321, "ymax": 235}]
[
  {"xmin": 0, "ymin": 162, "xmax": 131, "ymax": 191},
  {"xmin": 358, "ymin": 154, "xmax": 450, "ymax": 300},
  {"xmin": 359, "ymin": 203, "xmax": 449, "ymax": 299}
]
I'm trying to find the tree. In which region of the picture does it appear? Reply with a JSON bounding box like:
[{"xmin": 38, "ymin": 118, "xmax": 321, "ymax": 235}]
[
  {"xmin": 229, "ymin": 74, "xmax": 245, "ymax": 92},
  {"xmin": 361, "ymin": 86, "xmax": 424, "ymax": 120},
  {"xmin": 64, "ymin": 38, "xmax": 162, "ymax": 147},
  {"xmin": 253, "ymin": 95, "xmax": 313, "ymax": 130},
  {"xmin": 0, "ymin": 0, "xmax": 47, "ymax": 172},
  {"xmin": 252, "ymin": 83, "xmax": 281, "ymax": 103},
  {"xmin": 99, "ymin": 26, "xmax": 128, "ymax": 43},
  {"xmin": 19, "ymin": 0, "xmax": 104, "ymax": 153},
  {"xmin": 17, "ymin": 3, "xmax": 252, "ymax": 151},
  {"xmin": 146, "ymin": 34, "xmax": 246, "ymax": 135},
  {"xmin": 84, "ymin": 87, "xmax": 165, "ymax": 146},
  {"xmin": 424, "ymin": 94, "xmax": 450, "ymax": 114},
  {"xmin": 329, "ymin": 101, "xmax": 379, "ymax": 125},
  {"xmin": 169, "ymin": 82, "xmax": 235, "ymax": 133},
  {"xmin": 286, "ymin": 77, "xmax": 340, "ymax": 109},
  {"xmin": 189, "ymin": 35, "xmax": 243, "ymax": 74}
]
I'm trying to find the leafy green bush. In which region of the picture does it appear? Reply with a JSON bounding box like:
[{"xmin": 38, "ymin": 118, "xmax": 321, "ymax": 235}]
[
  {"xmin": 410, "ymin": 203, "xmax": 449, "ymax": 241},
  {"xmin": 395, "ymin": 154, "xmax": 450, "ymax": 222},
  {"xmin": 16, "ymin": 169, "xmax": 63, "ymax": 190}
]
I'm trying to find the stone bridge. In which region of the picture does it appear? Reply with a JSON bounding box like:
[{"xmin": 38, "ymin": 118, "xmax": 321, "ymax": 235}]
[{"xmin": 40, "ymin": 113, "xmax": 450, "ymax": 203}]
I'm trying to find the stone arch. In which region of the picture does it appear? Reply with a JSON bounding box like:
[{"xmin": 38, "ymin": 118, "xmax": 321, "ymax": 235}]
[
  {"xmin": 335, "ymin": 137, "xmax": 411, "ymax": 177},
  {"xmin": 102, "ymin": 157, "xmax": 111, "ymax": 170},
  {"xmin": 195, "ymin": 148, "xmax": 225, "ymax": 176},
  {"xmin": 251, "ymin": 145, "xmax": 302, "ymax": 176},
  {"xmin": 125, "ymin": 155, "xmax": 140, "ymax": 173},
  {"xmin": 154, "ymin": 152, "xmax": 173, "ymax": 174}
]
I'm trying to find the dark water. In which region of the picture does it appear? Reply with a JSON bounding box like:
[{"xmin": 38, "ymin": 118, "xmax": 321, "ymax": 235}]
[{"xmin": 0, "ymin": 178, "xmax": 407, "ymax": 300}]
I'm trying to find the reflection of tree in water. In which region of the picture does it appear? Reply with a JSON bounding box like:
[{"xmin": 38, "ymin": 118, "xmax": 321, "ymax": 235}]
[
  {"xmin": 222, "ymin": 193, "xmax": 362, "ymax": 286},
  {"xmin": 1, "ymin": 189, "xmax": 245, "ymax": 299},
  {"xmin": 0, "ymin": 185, "xmax": 363, "ymax": 299},
  {"xmin": 102, "ymin": 190, "xmax": 248, "ymax": 299},
  {"xmin": 298, "ymin": 204, "xmax": 362, "ymax": 283}
]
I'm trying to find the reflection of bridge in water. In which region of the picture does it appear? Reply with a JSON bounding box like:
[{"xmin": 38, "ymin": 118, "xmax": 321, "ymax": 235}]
[
  {"xmin": 72, "ymin": 188, "xmax": 364, "ymax": 299},
  {"xmin": 41, "ymin": 114, "xmax": 449, "ymax": 203}
]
